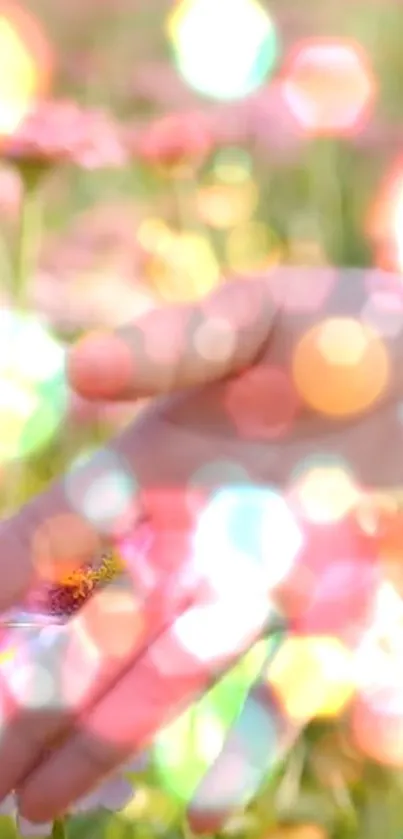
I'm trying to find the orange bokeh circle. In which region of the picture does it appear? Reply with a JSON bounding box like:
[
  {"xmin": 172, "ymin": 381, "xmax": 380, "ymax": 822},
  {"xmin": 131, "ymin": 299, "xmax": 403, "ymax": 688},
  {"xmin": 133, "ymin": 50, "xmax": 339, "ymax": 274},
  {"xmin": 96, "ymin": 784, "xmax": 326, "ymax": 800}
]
[
  {"xmin": 292, "ymin": 317, "xmax": 390, "ymax": 417},
  {"xmin": 79, "ymin": 586, "xmax": 143, "ymax": 661},
  {"xmin": 32, "ymin": 513, "xmax": 101, "ymax": 584}
]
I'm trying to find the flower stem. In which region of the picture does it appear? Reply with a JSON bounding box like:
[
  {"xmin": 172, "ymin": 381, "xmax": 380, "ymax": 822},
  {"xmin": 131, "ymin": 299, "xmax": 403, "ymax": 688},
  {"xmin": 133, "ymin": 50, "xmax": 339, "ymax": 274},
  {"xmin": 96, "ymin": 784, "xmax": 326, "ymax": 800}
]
[
  {"xmin": 51, "ymin": 819, "xmax": 67, "ymax": 839},
  {"xmin": 171, "ymin": 167, "xmax": 203, "ymax": 234},
  {"xmin": 13, "ymin": 166, "xmax": 44, "ymax": 309},
  {"xmin": 7, "ymin": 166, "xmax": 45, "ymax": 514}
]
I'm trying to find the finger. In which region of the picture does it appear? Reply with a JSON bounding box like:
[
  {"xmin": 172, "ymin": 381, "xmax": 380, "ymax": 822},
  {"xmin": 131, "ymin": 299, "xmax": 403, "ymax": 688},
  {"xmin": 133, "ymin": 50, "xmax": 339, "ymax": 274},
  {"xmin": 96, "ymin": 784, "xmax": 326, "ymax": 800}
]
[
  {"xmin": 0, "ymin": 561, "xmax": 193, "ymax": 803},
  {"xmin": 67, "ymin": 276, "xmax": 275, "ymax": 401},
  {"xmin": 18, "ymin": 595, "xmax": 279, "ymax": 822},
  {"xmin": 0, "ymin": 278, "xmax": 274, "ymax": 608},
  {"xmin": 0, "ymin": 412, "xmax": 212, "ymax": 612},
  {"xmin": 0, "ymin": 485, "xmax": 101, "ymax": 612},
  {"xmin": 0, "ymin": 391, "xmax": 213, "ymax": 613},
  {"xmin": 0, "ymin": 439, "xmax": 144, "ymax": 612}
]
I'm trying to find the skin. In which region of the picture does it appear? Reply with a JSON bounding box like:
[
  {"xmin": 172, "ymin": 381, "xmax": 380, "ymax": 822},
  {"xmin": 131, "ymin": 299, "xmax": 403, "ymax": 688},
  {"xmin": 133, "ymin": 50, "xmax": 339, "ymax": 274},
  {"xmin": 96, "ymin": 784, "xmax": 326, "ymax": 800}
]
[{"xmin": 0, "ymin": 267, "xmax": 401, "ymax": 822}]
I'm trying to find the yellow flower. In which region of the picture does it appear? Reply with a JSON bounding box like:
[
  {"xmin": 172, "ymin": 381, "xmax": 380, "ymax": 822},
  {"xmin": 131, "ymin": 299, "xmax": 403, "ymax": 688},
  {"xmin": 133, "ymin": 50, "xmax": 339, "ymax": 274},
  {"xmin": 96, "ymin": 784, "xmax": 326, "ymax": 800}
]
[{"xmin": 59, "ymin": 551, "xmax": 123, "ymax": 591}]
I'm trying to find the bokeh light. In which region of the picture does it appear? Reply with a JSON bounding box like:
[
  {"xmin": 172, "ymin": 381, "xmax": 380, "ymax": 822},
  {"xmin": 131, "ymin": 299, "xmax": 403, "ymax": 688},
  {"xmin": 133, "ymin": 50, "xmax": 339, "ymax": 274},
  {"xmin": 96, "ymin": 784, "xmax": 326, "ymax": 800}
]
[
  {"xmin": 351, "ymin": 584, "xmax": 403, "ymax": 765},
  {"xmin": 225, "ymin": 364, "xmax": 300, "ymax": 439},
  {"xmin": 65, "ymin": 448, "xmax": 138, "ymax": 537},
  {"xmin": 2, "ymin": 0, "xmax": 403, "ymax": 829},
  {"xmin": 268, "ymin": 636, "xmax": 355, "ymax": 721},
  {"xmin": 194, "ymin": 314, "xmax": 238, "ymax": 364},
  {"xmin": 197, "ymin": 182, "xmax": 258, "ymax": 230},
  {"xmin": 277, "ymin": 509, "xmax": 380, "ymax": 642},
  {"xmin": 289, "ymin": 457, "xmax": 361, "ymax": 525},
  {"xmin": 212, "ymin": 147, "xmax": 253, "ymax": 183},
  {"xmin": 226, "ymin": 222, "xmax": 282, "ymax": 273},
  {"xmin": 281, "ymin": 39, "xmax": 375, "ymax": 136},
  {"xmin": 32, "ymin": 513, "xmax": 101, "ymax": 585},
  {"xmin": 368, "ymin": 161, "xmax": 403, "ymax": 272},
  {"xmin": 192, "ymin": 485, "xmax": 303, "ymax": 600},
  {"xmin": 167, "ymin": 0, "xmax": 279, "ymax": 101},
  {"xmin": 0, "ymin": 1, "xmax": 52, "ymax": 135},
  {"xmin": 292, "ymin": 317, "xmax": 390, "ymax": 417},
  {"xmin": 0, "ymin": 309, "xmax": 66, "ymax": 462},
  {"xmin": 146, "ymin": 228, "xmax": 220, "ymax": 301},
  {"xmin": 171, "ymin": 594, "xmax": 273, "ymax": 669},
  {"xmin": 76, "ymin": 584, "xmax": 142, "ymax": 661}
]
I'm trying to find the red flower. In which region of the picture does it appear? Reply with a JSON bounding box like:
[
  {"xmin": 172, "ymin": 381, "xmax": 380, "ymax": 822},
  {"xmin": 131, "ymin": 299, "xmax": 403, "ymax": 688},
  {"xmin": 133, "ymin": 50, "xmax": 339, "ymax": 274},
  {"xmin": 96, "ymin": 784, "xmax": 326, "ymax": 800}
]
[
  {"xmin": 23, "ymin": 551, "xmax": 123, "ymax": 620},
  {"xmin": 0, "ymin": 100, "xmax": 127, "ymax": 170},
  {"xmin": 129, "ymin": 111, "xmax": 212, "ymax": 171}
]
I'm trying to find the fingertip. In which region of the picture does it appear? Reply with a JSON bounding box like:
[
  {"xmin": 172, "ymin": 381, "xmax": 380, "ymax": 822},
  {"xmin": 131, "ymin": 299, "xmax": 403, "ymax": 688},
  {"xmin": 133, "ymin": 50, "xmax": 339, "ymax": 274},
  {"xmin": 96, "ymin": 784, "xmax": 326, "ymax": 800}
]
[{"xmin": 67, "ymin": 332, "xmax": 135, "ymax": 400}]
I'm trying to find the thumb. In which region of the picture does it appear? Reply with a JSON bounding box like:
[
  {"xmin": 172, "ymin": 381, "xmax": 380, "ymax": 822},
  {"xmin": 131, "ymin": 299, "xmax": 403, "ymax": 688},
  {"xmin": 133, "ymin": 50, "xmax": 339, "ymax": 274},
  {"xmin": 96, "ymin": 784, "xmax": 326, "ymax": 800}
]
[{"xmin": 67, "ymin": 277, "xmax": 275, "ymax": 401}]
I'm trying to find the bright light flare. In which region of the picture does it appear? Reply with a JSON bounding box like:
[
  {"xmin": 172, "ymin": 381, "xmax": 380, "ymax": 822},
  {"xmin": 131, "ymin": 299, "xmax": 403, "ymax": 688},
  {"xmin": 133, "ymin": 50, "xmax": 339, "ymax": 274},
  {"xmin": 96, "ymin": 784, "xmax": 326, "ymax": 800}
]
[
  {"xmin": 167, "ymin": 0, "xmax": 279, "ymax": 101},
  {"xmin": 368, "ymin": 161, "xmax": 403, "ymax": 273},
  {"xmin": 0, "ymin": 1, "xmax": 52, "ymax": 135}
]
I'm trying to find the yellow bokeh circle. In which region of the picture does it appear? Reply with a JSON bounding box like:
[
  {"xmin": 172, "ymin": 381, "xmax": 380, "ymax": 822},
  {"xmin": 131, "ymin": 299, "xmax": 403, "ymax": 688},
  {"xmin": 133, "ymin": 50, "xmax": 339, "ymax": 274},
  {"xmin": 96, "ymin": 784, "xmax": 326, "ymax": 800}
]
[{"xmin": 268, "ymin": 635, "xmax": 355, "ymax": 721}]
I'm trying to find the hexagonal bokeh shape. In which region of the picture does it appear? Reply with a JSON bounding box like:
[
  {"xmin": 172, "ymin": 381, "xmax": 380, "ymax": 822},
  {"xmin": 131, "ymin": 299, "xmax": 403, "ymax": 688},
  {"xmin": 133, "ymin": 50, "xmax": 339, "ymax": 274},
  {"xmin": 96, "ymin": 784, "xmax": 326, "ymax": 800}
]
[{"xmin": 281, "ymin": 38, "xmax": 376, "ymax": 136}]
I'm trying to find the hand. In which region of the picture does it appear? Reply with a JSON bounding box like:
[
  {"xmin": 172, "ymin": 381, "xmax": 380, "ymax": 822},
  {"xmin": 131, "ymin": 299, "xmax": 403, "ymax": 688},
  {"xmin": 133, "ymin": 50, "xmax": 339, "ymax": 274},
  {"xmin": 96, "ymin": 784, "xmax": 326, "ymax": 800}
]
[{"xmin": 0, "ymin": 266, "xmax": 401, "ymax": 823}]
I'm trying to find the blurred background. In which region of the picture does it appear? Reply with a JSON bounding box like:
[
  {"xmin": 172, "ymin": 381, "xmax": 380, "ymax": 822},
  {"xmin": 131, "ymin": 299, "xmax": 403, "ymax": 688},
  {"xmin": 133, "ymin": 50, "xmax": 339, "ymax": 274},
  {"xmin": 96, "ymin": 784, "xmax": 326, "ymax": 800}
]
[
  {"xmin": 1, "ymin": 1, "xmax": 403, "ymax": 838},
  {"xmin": 4, "ymin": 0, "xmax": 403, "ymax": 331},
  {"xmin": 1, "ymin": 0, "xmax": 402, "ymax": 470}
]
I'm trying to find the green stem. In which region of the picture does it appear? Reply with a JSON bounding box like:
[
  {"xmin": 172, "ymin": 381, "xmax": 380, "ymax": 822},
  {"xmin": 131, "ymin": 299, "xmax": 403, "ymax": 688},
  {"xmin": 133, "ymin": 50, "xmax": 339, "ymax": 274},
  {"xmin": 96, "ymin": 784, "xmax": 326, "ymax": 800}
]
[
  {"xmin": 172, "ymin": 167, "xmax": 213, "ymax": 244},
  {"xmin": 13, "ymin": 166, "xmax": 44, "ymax": 309},
  {"xmin": 182, "ymin": 815, "xmax": 196, "ymax": 839},
  {"xmin": 171, "ymin": 168, "xmax": 194, "ymax": 231},
  {"xmin": 7, "ymin": 166, "xmax": 45, "ymax": 513},
  {"xmin": 51, "ymin": 819, "xmax": 67, "ymax": 839}
]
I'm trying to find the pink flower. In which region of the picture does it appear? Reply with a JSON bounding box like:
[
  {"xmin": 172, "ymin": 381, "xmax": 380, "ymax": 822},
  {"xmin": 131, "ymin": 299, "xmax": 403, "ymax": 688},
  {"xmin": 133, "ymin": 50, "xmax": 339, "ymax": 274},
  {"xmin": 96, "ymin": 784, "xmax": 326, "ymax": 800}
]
[
  {"xmin": 31, "ymin": 200, "xmax": 158, "ymax": 335},
  {"xmin": 32, "ymin": 269, "xmax": 157, "ymax": 335},
  {"xmin": 40, "ymin": 201, "xmax": 149, "ymax": 282},
  {"xmin": 1, "ymin": 101, "xmax": 127, "ymax": 171},
  {"xmin": 129, "ymin": 112, "xmax": 212, "ymax": 171}
]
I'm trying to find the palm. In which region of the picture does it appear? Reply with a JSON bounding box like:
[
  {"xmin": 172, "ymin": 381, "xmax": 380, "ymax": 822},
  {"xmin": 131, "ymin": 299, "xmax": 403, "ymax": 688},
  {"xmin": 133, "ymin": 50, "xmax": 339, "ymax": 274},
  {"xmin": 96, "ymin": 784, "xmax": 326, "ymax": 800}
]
[
  {"xmin": 113, "ymin": 268, "xmax": 402, "ymax": 642},
  {"xmin": 124, "ymin": 267, "xmax": 401, "ymax": 488},
  {"xmin": 1, "ymin": 268, "xmax": 402, "ymax": 824}
]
